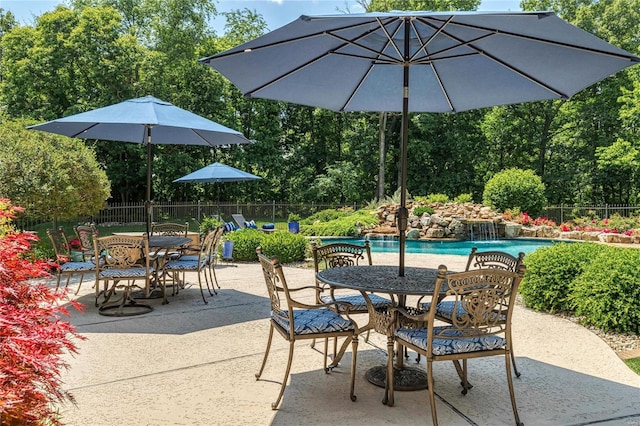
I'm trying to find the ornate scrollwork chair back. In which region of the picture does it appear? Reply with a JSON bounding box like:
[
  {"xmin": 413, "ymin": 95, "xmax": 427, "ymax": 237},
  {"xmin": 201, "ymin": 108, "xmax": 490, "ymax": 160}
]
[
  {"xmin": 93, "ymin": 234, "xmax": 157, "ymax": 316},
  {"xmin": 150, "ymin": 222, "xmax": 189, "ymax": 237},
  {"xmin": 388, "ymin": 265, "xmax": 526, "ymax": 426},
  {"xmin": 256, "ymin": 247, "xmax": 359, "ymax": 410},
  {"xmin": 73, "ymin": 224, "xmax": 98, "ymax": 260},
  {"xmin": 46, "ymin": 227, "xmax": 96, "ymax": 294}
]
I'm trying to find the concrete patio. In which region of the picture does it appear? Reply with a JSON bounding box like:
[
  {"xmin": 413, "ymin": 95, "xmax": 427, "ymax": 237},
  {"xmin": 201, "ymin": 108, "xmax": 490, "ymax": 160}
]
[{"xmin": 54, "ymin": 252, "xmax": 640, "ymax": 425}]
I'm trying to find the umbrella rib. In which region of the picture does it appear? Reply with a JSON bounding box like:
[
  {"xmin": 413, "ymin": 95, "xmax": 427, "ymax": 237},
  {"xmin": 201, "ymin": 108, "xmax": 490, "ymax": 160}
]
[
  {"xmin": 69, "ymin": 123, "xmax": 100, "ymax": 139},
  {"xmin": 327, "ymin": 32, "xmax": 401, "ymax": 63},
  {"xmin": 409, "ymin": 16, "xmax": 452, "ymax": 63},
  {"xmin": 425, "ymin": 16, "xmax": 640, "ymax": 62}
]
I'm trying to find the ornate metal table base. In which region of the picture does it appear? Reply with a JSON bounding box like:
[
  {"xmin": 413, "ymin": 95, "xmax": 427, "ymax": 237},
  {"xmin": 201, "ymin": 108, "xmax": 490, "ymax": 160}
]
[{"xmin": 365, "ymin": 365, "xmax": 428, "ymax": 391}]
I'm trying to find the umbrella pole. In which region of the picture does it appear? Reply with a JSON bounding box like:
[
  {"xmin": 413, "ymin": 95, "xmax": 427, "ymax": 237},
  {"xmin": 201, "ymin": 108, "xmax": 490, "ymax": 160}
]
[
  {"xmin": 397, "ymin": 20, "xmax": 411, "ymax": 277},
  {"xmin": 145, "ymin": 127, "xmax": 152, "ymax": 235}
]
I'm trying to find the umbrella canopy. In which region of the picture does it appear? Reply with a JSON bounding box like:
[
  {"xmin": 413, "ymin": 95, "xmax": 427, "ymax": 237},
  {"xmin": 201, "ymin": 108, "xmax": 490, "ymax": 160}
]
[
  {"xmin": 174, "ymin": 162, "xmax": 261, "ymax": 218},
  {"xmin": 29, "ymin": 96, "xmax": 251, "ymax": 233},
  {"xmin": 173, "ymin": 162, "xmax": 261, "ymax": 183},
  {"xmin": 200, "ymin": 11, "xmax": 639, "ymax": 275}
]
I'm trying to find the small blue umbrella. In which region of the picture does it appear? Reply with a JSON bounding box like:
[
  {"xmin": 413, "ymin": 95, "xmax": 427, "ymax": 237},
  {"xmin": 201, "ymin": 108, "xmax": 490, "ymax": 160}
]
[
  {"xmin": 174, "ymin": 162, "xmax": 261, "ymax": 217},
  {"xmin": 29, "ymin": 96, "xmax": 251, "ymax": 233}
]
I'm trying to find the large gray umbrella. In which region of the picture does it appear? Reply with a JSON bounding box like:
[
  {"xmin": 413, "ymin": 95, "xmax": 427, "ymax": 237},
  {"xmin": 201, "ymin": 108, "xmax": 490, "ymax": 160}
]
[
  {"xmin": 173, "ymin": 162, "xmax": 261, "ymax": 216},
  {"xmin": 200, "ymin": 11, "xmax": 639, "ymax": 275},
  {"xmin": 29, "ymin": 96, "xmax": 251, "ymax": 234}
]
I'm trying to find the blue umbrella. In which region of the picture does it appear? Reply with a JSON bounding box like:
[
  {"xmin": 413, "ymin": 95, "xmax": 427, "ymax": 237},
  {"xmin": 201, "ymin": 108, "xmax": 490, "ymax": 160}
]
[
  {"xmin": 174, "ymin": 162, "xmax": 261, "ymax": 217},
  {"xmin": 201, "ymin": 11, "xmax": 640, "ymax": 276},
  {"xmin": 29, "ymin": 96, "xmax": 251, "ymax": 234}
]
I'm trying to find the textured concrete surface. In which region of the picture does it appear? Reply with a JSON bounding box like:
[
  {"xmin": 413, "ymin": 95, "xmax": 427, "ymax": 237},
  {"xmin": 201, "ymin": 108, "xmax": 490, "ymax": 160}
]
[{"xmin": 53, "ymin": 252, "xmax": 640, "ymax": 425}]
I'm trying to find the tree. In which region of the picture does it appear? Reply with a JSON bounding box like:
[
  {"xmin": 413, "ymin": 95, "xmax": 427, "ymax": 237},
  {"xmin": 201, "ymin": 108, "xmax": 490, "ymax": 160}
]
[
  {"xmin": 0, "ymin": 119, "xmax": 111, "ymax": 223},
  {"xmin": 483, "ymin": 168, "xmax": 547, "ymax": 216}
]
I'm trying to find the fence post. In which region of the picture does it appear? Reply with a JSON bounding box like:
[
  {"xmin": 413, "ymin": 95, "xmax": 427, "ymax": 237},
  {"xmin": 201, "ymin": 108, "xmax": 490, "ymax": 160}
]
[
  {"xmin": 560, "ymin": 204, "xmax": 564, "ymax": 224},
  {"xmin": 272, "ymin": 200, "xmax": 276, "ymax": 223},
  {"xmin": 605, "ymin": 204, "xmax": 608, "ymax": 219}
]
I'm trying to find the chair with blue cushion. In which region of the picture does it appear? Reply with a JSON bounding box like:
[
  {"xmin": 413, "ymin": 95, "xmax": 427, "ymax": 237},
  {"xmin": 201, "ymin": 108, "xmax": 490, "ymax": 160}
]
[
  {"xmin": 162, "ymin": 228, "xmax": 220, "ymax": 304},
  {"xmin": 256, "ymin": 248, "xmax": 360, "ymax": 409},
  {"xmin": 311, "ymin": 241, "xmax": 392, "ymax": 360},
  {"xmin": 387, "ymin": 265, "xmax": 526, "ymax": 426},
  {"xmin": 93, "ymin": 234, "xmax": 156, "ymax": 316},
  {"xmin": 47, "ymin": 227, "xmax": 96, "ymax": 295},
  {"xmin": 418, "ymin": 247, "xmax": 525, "ymax": 376}
]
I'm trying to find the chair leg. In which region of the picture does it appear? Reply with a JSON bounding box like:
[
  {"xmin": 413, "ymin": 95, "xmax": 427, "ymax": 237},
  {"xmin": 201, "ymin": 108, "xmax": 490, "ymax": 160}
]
[
  {"xmin": 508, "ymin": 332, "xmax": 521, "ymax": 378},
  {"xmin": 210, "ymin": 263, "xmax": 221, "ymax": 289},
  {"xmin": 74, "ymin": 273, "xmax": 85, "ymax": 295},
  {"xmin": 272, "ymin": 341, "xmax": 295, "ymax": 410},
  {"xmin": 427, "ymin": 359, "xmax": 438, "ymax": 426},
  {"xmin": 256, "ymin": 323, "xmax": 274, "ymax": 381},
  {"xmin": 505, "ymin": 353, "xmax": 523, "ymax": 426},
  {"xmin": 328, "ymin": 335, "xmax": 353, "ymax": 371},
  {"xmin": 349, "ymin": 335, "xmax": 358, "ymax": 402},
  {"xmin": 196, "ymin": 269, "xmax": 208, "ymax": 304},
  {"xmin": 364, "ymin": 329, "xmax": 370, "ymax": 343}
]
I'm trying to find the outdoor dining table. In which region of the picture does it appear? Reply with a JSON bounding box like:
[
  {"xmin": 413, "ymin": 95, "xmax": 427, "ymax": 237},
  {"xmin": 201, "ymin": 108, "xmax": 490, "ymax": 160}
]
[
  {"xmin": 136, "ymin": 235, "xmax": 192, "ymax": 299},
  {"xmin": 316, "ymin": 265, "xmax": 450, "ymax": 392}
]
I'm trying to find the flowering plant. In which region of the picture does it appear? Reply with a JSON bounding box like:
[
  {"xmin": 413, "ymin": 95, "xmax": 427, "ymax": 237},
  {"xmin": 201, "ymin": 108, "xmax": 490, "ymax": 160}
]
[{"xmin": 65, "ymin": 237, "xmax": 82, "ymax": 251}]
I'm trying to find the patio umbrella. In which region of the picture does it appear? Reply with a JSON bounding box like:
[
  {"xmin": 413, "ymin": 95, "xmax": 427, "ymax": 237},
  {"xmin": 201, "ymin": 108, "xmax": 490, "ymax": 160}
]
[
  {"xmin": 173, "ymin": 162, "xmax": 261, "ymax": 216},
  {"xmin": 28, "ymin": 96, "xmax": 251, "ymax": 234},
  {"xmin": 200, "ymin": 11, "xmax": 639, "ymax": 275}
]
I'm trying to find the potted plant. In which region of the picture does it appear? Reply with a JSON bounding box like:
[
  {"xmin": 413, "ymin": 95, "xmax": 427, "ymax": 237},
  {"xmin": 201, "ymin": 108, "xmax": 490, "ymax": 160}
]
[
  {"xmin": 66, "ymin": 237, "xmax": 84, "ymax": 261},
  {"xmin": 288, "ymin": 213, "xmax": 301, "ymax": 234}
]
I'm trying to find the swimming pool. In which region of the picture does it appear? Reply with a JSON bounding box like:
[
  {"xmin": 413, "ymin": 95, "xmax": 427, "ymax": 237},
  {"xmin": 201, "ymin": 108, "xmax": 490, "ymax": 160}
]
[{"xmin": 318, "ymin": 238, "xmax": 569, "ymax": 257}]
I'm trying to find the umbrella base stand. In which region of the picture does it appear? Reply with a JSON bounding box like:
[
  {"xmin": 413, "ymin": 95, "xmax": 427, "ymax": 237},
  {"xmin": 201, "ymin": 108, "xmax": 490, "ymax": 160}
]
[{"xmin": 365, "ymin": 365, "xmax": 428, "ymax": 391}]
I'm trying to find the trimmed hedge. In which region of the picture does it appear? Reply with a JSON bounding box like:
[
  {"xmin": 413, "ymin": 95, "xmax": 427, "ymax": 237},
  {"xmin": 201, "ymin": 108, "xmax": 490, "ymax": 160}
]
[
  {"xmin": 222, "ymin": 229, "xmax": 308, "ymax": 263},
  {"xmin": 571, "ymin": 248, "xmax": 640, "ymax": 333},
  {"xmin": 520, "ymin": 242, "xmax": 607, "ymax": 312},
  {"xmin": 521, "ymin": 242, "xmax": 640, "ymax": 334}
]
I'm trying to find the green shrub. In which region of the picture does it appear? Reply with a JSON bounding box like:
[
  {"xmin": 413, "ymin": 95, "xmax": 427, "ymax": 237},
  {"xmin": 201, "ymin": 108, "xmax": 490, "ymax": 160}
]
[
  {"xmin": 520, "ymin": 242, "xmax": 607, "ymax": 312},
  {"xmin": 453, "ymin": 193, "xmax": 473, "ymax": 203},
  {"xmin": 200, "ymin": 216, "xmax": 223, "ymax": 234},
  {"xmin": 415, "ymin": 193, "xmax": 450, "ymax": 204},
  {"xmin": 412, "ymin": 205, "xmax": 434, "ymax": 216},
  {"xmin": 483, "ymin": 168, "xmax": 547, "ymax": 217},
  {"xmin": 300, "ymin": 209, "xmax": 378, "ymax": 236},
  {"xmin": 222, "ymin": 229, "xmax": 309, "ymax": 263},
  {"xmin": 301, "ymin": 209, "xmax": 349, "ymax": 225},
  {"xmin": 260, "ymin": 232, "xmax": 308, "ymax": 264},
  {"xmin": 571, "ymin": 248, "xmax": 640, "ymax": 333}
]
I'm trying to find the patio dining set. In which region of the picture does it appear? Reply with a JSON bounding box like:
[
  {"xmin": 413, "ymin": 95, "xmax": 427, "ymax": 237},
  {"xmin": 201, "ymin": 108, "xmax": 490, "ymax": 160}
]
[
  {"xmin": 47, "ymin": 222, "xmax": 224, "ymax": 316},
  {"xmin": 256, "ymin": 241, "xmax": 526, "ymax": 426}
]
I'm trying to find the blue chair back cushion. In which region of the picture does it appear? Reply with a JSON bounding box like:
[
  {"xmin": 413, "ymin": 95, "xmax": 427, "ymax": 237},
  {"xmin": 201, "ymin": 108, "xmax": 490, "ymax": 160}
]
[
  {"xmin": 395, "ymin": 326, "xmax": 506, "ymax": 356},
  {"xmin": 421, "ymin": 301, "xmax": 507, "ymax": 322},
  {"xmin": 244, "ymin": 220, "xmax": 258, "ymax": 229},
  {"xmin": 272, "ymin": 308, "xmax": 355, "ymax": 335}
]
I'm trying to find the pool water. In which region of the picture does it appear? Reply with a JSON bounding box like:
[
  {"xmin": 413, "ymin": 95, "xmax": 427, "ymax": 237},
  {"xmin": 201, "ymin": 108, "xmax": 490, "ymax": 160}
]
[{"xmin": 318, "ymin": 238, "xmax": 568, "ymax": 257}]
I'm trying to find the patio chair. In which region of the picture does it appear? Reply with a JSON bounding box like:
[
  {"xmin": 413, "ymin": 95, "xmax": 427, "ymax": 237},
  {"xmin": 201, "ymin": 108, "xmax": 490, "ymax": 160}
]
[
  {"xmin": 46, "ymin": 227, "xmax": 96, "ymax": 294},
  {"xmin": 151, "ymin": 221, "xmax": 189, "ymax": 237},
  {"xmin": 256, "ymin": 248, "xmax": 360, "ymax": 409},
  {"xmin": 386, "ymin": 265, "xmax": 526, "ymax": 426},
  {"xmin": 232, "ymin": 213, "xmax": 275, "ymax": 233},
  {"xmin": 73, "ymin": 224, "xmax": 98, "ymax": 261},
  {"xmin": 311, "ymin": 241, "xmax": 391, "ymax": 363},
  {"xmin": 93, "ymin": 234, "xmax": 157, "ymax": 316},
  {"xmin": 162, "ymin": 228, "xmax": 221, "ymax": 304},
  {"xmin": 418, "ymin": 248, "xmax": 525, "ymax": 376}
]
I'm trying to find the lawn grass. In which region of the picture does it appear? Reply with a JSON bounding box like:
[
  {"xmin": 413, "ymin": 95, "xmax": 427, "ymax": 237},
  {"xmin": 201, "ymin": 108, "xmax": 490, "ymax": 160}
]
[{"xmin": 624, "ymin": 357, "xmax": 640, "ymax": 375}]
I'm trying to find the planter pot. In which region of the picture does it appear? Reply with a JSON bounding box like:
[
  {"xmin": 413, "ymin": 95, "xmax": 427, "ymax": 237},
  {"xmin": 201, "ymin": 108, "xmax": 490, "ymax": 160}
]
[
  {"xmin": 70, "ymin": 251, "xmax": 84, "ymax": 262},
  {"xmin": 222, "ymin": 241, "xmax": 234, "ymax": 260},
  {"xmin": 288, "ymin": 221, "xmax": 300, "ymax": 233}
]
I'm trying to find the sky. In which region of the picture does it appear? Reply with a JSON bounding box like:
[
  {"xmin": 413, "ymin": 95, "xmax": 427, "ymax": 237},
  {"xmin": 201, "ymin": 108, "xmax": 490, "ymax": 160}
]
[{"xmin": 2, "ymin": 0, "xmax": 523, "ymax": 33}]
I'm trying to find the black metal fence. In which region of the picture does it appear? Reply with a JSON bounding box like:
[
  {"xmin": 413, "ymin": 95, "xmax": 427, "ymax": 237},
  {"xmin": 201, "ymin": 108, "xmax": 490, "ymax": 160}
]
[{"xmin": 542, "ymin": 204, "xmax": 640, "ymax": 224}]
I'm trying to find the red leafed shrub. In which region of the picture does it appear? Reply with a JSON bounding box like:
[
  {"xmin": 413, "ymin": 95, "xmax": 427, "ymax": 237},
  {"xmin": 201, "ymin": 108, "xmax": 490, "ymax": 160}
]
[{"xmin": 0, "ymin": 198, "xmax": 84, "ymax": 425}]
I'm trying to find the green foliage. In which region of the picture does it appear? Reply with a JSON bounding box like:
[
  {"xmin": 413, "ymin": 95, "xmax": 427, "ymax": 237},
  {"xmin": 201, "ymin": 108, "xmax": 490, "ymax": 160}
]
[
  {"xmin": 424, "ymin": 193, "xmax": 450, "ymax": 204},
  {"xmin": 412, "ymin": 205, "xmax": 435, "ymax": 216},
  {"xmin": 287, "ymin": 213, "xmax": 301, "ymax": 222},
  {"xmin": 453, "ymin": 193, "xmax": 473, "ymax": 203},
  {"xmin": 199, "ymin": 216, "xmax": 223, "ymax": 234},
  {"xmin": 571, "ymin": 248, "xmax": 640, "ymax": 333},
  {"xmin": 300, "ymin": 208, "xmax": 350, "ymax": 225},
  {"xmin": 222, "ymin": 228, "xmax": 308, "ymax": 263},
  {"xmin": 300, "ymin": 209, "xmax": 379, "ymax": 236},
  {"xmin": 260, "ymin": 232, "xmax": 308, "ymax": 264},
  {"xmin": 483, "ymin": 168, "xmax": 547, "ymax": 217},
  {"xmin": 0, "ymin": 118, "xmax": 111, "ymax": 222},
  {"xmin": 520, "ymin": 242, "xmax": 608, "ymax": 312}
]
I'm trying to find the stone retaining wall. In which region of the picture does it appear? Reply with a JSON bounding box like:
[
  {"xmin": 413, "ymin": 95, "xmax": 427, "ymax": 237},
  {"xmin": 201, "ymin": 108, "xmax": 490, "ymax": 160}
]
[{"xmin": 366, "ymin": 202, "xmax": 639, "ymax": 244}]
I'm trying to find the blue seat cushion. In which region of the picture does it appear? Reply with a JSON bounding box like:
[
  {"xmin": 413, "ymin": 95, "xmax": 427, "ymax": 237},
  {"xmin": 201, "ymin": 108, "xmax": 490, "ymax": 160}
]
[
  {"xmin": 320, "ymin": 293, "xmax": 391, "ymax": 311},
  {"xmin": 244, "ymin": 220, "xmax": 258, "ymax": 229},
  {"xmin": 164, "ymin": 259, "xmax": 201, "ymax": 270},
  {"xmin": 395, "ymin": 326, "xmax": 506, "ymax": 356},
  {"xmin": 262, "ymin": 223, "xmax": 275, "ymax": 230},
  {"xmin": 99, "ymin": 267, "xmax": 154, "ymax": 279},
  {"xmin": 272, "ymin": 308, "xmax": 355, "ymax": 335},
  {"xmin": 60, "ymin": 261, "xmax": 95, "ymax": 272}
]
